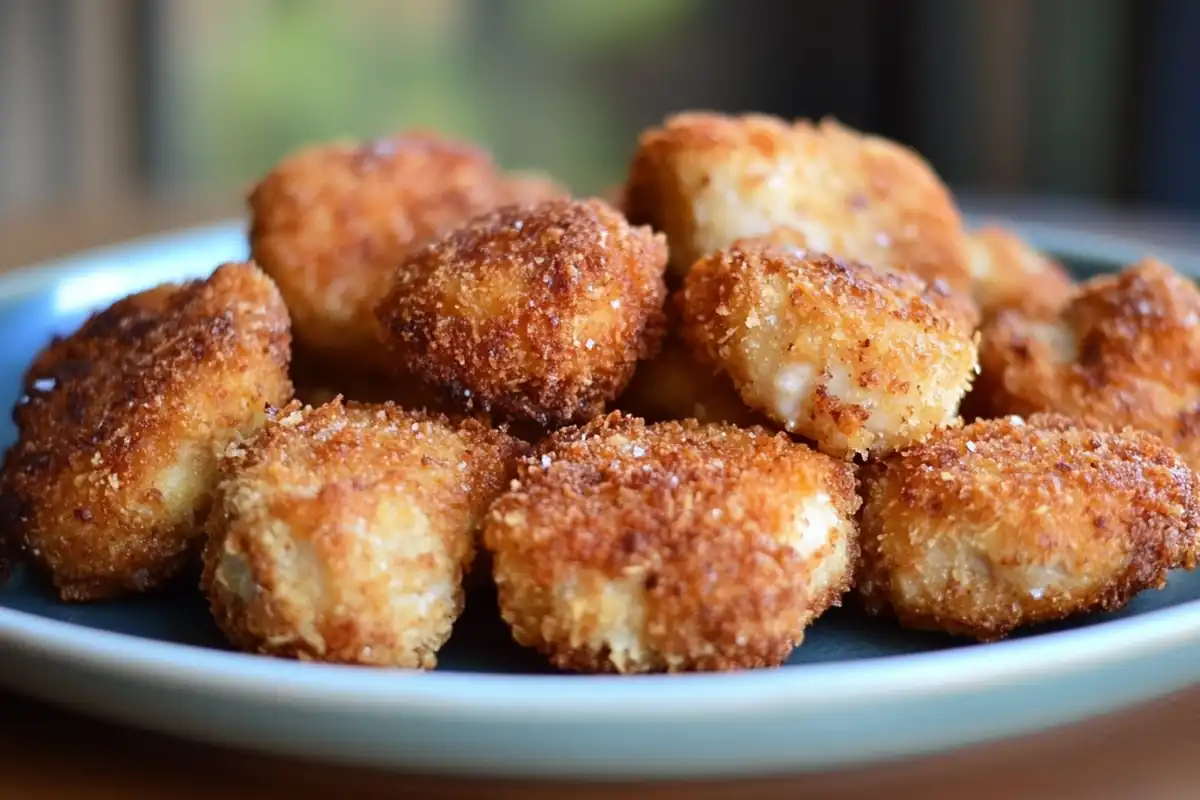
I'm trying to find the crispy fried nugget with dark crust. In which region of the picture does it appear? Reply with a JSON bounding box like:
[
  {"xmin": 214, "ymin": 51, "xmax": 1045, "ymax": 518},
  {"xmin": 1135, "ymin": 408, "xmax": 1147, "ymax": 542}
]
[
  {"xmin": 249, "ymin": 132, "xmax": 565, "ymax": 370},
  {"xmin": 202, "ymin": 398, "xmax": 522, "ymax": 668},
  {"xmin": 376, "ymin": 198, "xmax": 669, "ymax": 428},
  {"xmin": 681, "ymin": 240, "xmax": 978, "ymax": 458},
  {"xmin": 858, "ymin": 414, "xmax": 1200, "ymax": 641},
  {"xmin": 625, "ymin": 112, "xmax": 971, "ymax": 287},
  {"xmin": 2, "ymin": 263, "xmax": 292, "ymax": 600},
  {"xmin": 965, "ymin": 226, "xmax": 1075, "ymax": 318},
  {"xmin": 976, "ymin": 258, "xmax": 1200, "ymax": 468},
  {"xmin": 484, "ymin": 412, "xmax": 860, "ymax": 673}
]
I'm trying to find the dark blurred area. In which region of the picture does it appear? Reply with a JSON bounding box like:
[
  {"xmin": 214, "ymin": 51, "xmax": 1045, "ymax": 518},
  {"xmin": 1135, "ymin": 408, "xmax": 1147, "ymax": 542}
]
[{"xmin": 1, "ymin": 0, "xmax": 1198, "ymax": 221}]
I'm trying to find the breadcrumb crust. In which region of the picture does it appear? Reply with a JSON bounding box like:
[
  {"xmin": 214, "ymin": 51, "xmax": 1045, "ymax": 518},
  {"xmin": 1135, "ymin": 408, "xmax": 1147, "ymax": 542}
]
[
  {"xmin": 203, "ymin": 398, "xmax": 522, "ymax": 667},
  {"xmin": 376, "ymin": 198, "xmax": 669, "ymax": 428},
  {"xmin": 484, "ymin": 412, "xmax": 860, "ymax": 672},
  {"xmin": 625, "ymin": 112, "xmax": 971, "ymax": 288},
  {"xmin": 858, "ymin": 413, "xmax": 1200, "ymax": 640},
  {"xmin": 681, "ymin": 240, "xmax": 978, "ymax": 457},
  {"xmin": 249, "ymin": 132, "xmax": 565, "ymax": 369},
  {"xmin": 1, "ymin": 262, "xmax": 293, "ymax": 600},
  {"xmin": 976, "ymin": 258, "xmax": 1200, "ymax": 469}
]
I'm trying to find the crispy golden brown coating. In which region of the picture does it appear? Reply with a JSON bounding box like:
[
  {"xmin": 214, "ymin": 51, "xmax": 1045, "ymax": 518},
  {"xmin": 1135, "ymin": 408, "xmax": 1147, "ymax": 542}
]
[
  {"xmin": 484, "ymin": 412, "xmax": 860, "ymax": 673},
  {"xmin": 624, "ymin": 112, "xmax": 971, "ymax": 287},
  {"xmin": 248, "ymin": 132, "xmax": 566, "ymax": 370},
  {"xmin": 375, "ymin": 197, "xmax": 670, "ymax": 429},
  {"xmin": 858, "ymin": 414, "xmax": 1200, "ymax": 641},
  {"xmin": 965, "ymin": 225, "xmax": 1075, "ymax": 318},
  {"xmin": 681, "ymin": 240, "xmax": 979, "ymax": 458},
  {"xmin": 975, "ymin": 258, "xmax": 1200, "ymax": 468},
  {"xmin": 748, "ymin": 226, "xmax": 982, "ymax": 326},
  {"xmin": 202, "ymin": 398, "xmax": 522, "ymax": 667},
  {"xmin": 1, "ymin": 263, "xmax": 292, "ymax": 600}
]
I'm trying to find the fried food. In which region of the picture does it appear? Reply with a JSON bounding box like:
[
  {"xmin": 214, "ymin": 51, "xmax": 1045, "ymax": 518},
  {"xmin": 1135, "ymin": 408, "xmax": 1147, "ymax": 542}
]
[
  {"xmin": 484, "ymin": 412, "xmax": 860, "ymax": 673},
  {"xmin": 2, "ymin": 262, "xmax": 292, "ymax": 600},
  {"xmin": 624, "ymin": 112, "xmax": 971, "ymax": 288},
  {"xmin": 965, "ymin": 225, "xmax": 1075, "ymax": 318},
  {"xmin": 202, "ymin": 398, "xmax": 522, "ymax": 667},
  {"xmin": 858, "ymin": 414, "xmax": 1200, "ymax": 641},
  {"xmin": 975, "ymin": 258, "xmax": 1200, "ymax": 468},
  {"xmin": 375, "ymin": 197, "xmax": 670, "ymax": 429},
  {"xmin": 681, "ymin": 240, "xmax": 978, "ymax": 458},
  {"xmin": 249, "ymin": 132, "xmax": 565, "ymax": 370}
]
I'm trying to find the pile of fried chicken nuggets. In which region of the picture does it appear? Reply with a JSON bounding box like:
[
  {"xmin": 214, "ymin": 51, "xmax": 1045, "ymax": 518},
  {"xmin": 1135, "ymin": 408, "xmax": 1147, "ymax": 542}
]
[{"xmin": 4, "ymin": 113, "xmax": 1200, "ymax": 673}]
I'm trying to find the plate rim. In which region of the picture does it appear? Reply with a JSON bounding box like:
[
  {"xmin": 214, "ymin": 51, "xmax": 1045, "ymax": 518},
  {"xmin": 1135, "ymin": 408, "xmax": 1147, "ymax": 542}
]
[
  {"xmin": 1, "ymin": 217, "xmax": 1200, "ymax": 723},
  {"xmin": 1, "ymin": 579, "xmax": 1199, "ymax": 720}
]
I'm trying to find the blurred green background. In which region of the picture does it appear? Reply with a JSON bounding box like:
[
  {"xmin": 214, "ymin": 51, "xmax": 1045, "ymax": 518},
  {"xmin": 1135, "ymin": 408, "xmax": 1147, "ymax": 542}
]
[
  {"xmin": 171, "ymin": 0, "xmax": 698, "ymax": 194},
  {"xmin": 1, "ymin": 0, "xmax": 1197, "ymax": 224}
]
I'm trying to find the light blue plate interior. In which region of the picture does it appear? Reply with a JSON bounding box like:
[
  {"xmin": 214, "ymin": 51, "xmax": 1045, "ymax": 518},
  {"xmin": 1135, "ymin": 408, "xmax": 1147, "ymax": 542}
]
[{"xmin": 1, "ymin": 220, "xmax": 1199, "ymax": 674}]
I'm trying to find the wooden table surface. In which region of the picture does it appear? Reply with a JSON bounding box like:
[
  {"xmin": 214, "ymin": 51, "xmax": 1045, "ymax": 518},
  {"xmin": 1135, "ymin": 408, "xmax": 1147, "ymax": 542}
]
[{"xmin": 3, "ymin": 197, "xmax": 1200, "ymax": 798}]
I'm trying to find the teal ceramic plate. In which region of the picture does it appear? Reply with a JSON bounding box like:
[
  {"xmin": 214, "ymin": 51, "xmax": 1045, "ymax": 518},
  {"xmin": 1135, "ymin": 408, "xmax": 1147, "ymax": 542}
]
[{"xmin": 0, "ymin": 220, "xmax": 1198, "ymax": 779}]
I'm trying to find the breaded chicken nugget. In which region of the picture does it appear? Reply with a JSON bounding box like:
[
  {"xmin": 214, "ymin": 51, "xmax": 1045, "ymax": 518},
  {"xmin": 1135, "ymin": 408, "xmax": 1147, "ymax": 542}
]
[
  {"xmin": 202, "ymin": 398, "xmax": 522, "ymax": 667},
  {"xmin": 975, "ymin": 258, "xmax": 1200, "ymax": 468},
  {"xmin": 625, "ymin": 112, "xmax": 971, "ymax": 287},
  {"xmin": 965, "ymin": 225, "xmax": 1075, "ymax": 318},
  {"xmin": 681, "ymin": 240, "xmax": 978, "ymax": 458},
  {"xmin": 858, "ymin": 414, "xmax": 1200, "ymax": 641},
  {"xmin": 376, "ymin": 197, "xmax": 669, "ymax": 428},
  {"xmin": 484, "ymin": 412, "xmax": 860, "ymax": 673},
  {"xmin": 249, "ymin": 132, "xmax": 565, "ymax": 370},
  {"xmin": 1, "ymin": 262, "xmax": 292, "ymax": 600}
]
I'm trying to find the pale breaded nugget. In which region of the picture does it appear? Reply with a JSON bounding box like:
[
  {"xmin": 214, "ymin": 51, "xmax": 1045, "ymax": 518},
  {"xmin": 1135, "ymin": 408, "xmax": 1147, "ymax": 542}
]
[
  {"xmin": 376, "ymin": 197, "xmax": 669, "ymax": 428},
  {"xmin": 2, "ymin": 263, "xmax": 292, "ymax": 600},
  {"xmin": 202, "ymin": 398, "xmax": 522, "ymax": 667},
  {"xmin": 249, "ymin": 132, "xmax": 565, "ymax": 370},
  {"xmin": 858, "ymin": 414, "xmax": 1200, "ymax": 641},
  {"xmin": 484, "ymin": 412, "xmax": 860, "ymax": 673},
  {"xmin": 625, "ymin": 112, "xmax": 971, "ymax": 287},
  {"xmin": 965, "ymin": 225, "xmax": 1075, "ymax": 318},
  {"xmin": 975, "ymin": 258, "xmax": 1200, "ymax": 468},
  {"xmin": 681, "ymin": 240, "xmax": 978, "ymax": 458}
]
